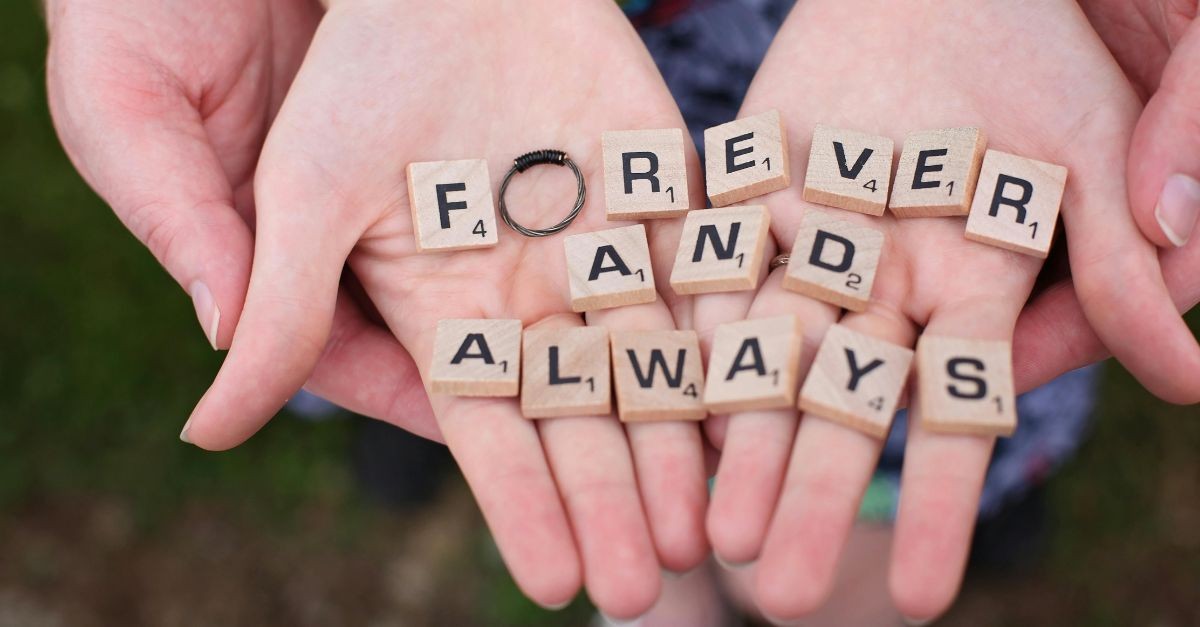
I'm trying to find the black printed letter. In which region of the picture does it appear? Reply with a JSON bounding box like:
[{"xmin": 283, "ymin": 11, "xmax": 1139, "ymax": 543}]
[
  {"xmin": 693, "ymin": 223, "xmax": 741, "ymax": 262},
  {"xmin": 725, "ymin": 338, "xmax": 767, "ymax": 380},
  {"xmin": 436, "ymin": 182, "xmax": 468, "ymax": 229},
  {"xmin": 988, "ymin": 174, "xmax": 1033, "ymax": 224},
  {"xmin": 809, "ymin": 230, "xmax": 856, "ymax": 273},
  {"xmin": 845, "ymin": 348, "xmax": 884, "ymax": 392},
  {"xmin": 912, "ymin": 149, "xmax": 947, "ymax": 189},
  {"xmin": 588, "ymin": 245, "xmax": 633, "ymax": 281},
  {"xmin": 833, "ymin": 142, "xmax": 873, "ymax": 179},
  {"xmin": 451, "ymin": 333, "xmax": 494, "ymax": 365},
  {"xmin": 946, "ymin": 357, "xmax": 987, "ymax": 399},
  {"xmin": 726, "ymin": 133, "xmax": 755, "ymax": 174},
  {"xmin": 622, "ymin": 152, "xmax": 661, "ymax": 194}
]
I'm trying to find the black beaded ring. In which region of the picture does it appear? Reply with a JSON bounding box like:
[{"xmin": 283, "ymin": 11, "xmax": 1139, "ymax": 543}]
[{"xmin": 498, "ymin": 149, "xmax": 586, "ymax": 238}]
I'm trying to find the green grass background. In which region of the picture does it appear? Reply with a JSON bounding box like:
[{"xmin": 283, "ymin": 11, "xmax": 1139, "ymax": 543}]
[{"xmin": 1, "ymin": 1, "xmax": 1197, "ymax": 625}]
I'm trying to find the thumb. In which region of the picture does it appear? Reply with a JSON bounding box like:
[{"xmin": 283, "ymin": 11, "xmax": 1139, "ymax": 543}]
[
  {"xmin": 1128, "ymin": 16, "xmax": 1200, "ymax": 249},
  {"xmin": 180, "ymin": 174, "xmax": 360, "ymax": 450},
  {"xmin": 47, "ymin": 58, "xmax": 252, "ymax": 350}
]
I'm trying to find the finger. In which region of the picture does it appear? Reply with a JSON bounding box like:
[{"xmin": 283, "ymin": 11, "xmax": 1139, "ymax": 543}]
[
  {"xmin": 391, "ymin": 315, "xmax": 582, "ymax": 608},
  {"xmin": 531, "ymin": 315, "xmax": 661, "ymax": 620},
  {"xmin": 888, "ymin": 297, "xmax": 1019, "ymax": 621},
  {"xmin": 1127, "ymin": 18, "xmax": 1200, "ymax": 249},
  {"xmin": 47, "ymin": 56, "xmax": 251, "ymax": 350},
  {"xmin": 181, "ymin": 178, "xmax": 360, "ymax": 450},
  {"xmin": 1063, "ymin": 109, "xmax": 1200, "ymax": 404},
  {"xmin": 303, "ymin": 289, "xmax": 443, "ymax": 443},
  {"xmin": 588, "ymin": 300, "xmax": 711, "ymax": 574},
  {"xmin": 754, "ymin": 303, "xmax": 916, "ymax": 621},
  {"xmin": 706, "ymin": 272, "xmax": 839, "ymax": 566}
]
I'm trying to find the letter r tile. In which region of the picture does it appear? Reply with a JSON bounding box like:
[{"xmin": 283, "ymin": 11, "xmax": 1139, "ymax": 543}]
[
  {"xmin": 564, "ymin": 224, "xmax": 657, "ymax": 313},
  {"xmin": 782, "ymin": 209, "xmax": 884, "ymax": 312},
  {"xmin": 611, "ymin": 330, "xmax": 707, "ymax": 422},
  {"xmin": 407, "ymin": 159, "xmax": 499, "ymax": 253},
  {"xmin": 602, "ymin": 128, "xmax": 691, "ymax": 220},
  {"xmin": 799, "ymin": 324, "xmax": 914, "ymax": 438},
  {"xmin": 965, "ymin": 150, "xmax": 1067, "ymax": 259},
  {"xmin": 429, "ymin": 319, "xmax": 522, "ymax": 397}
]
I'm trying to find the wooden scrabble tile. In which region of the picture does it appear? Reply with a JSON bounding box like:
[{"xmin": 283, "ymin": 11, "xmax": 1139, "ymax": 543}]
[
  {"xmin": 611, "ymin": 330, "xmax": 706, "ymax": 422},
  {"xmin": 914, "ymin": 336, "xmax": 1016, "ymax": 436},
  {"xmin": 565, "ymin": 224, "xmax": 657, "ymax": 313},
  {"xmin": 407, "ymin": 159, "xmax": 498, "ymax": 253},
  {"xmin": 964, "ymin": 150, "xmax": 1068, "ymax": 259},
  {"xmin": 889, "ymin": 127, "xmax": 987, "ymax": 217},
  {"xmin": 802, "ymin": 124, "xmax": 895, "ymax": 216},
  {"xmin": 521, "ymin": 327, "xmax": 612, "ymax": 419},
  {"xmin": 798, "ymin": 324, "xmax": 914, "ymax": 438},
  {"xmin": 602, "ymin": 128, "xmax": 691, "ymax": 220},
  {"xmin": 429, "ymin": 319, "xmax": 522, "ymax": 396},
  {"xmin": 782, "ymin": 209, "xmax": 883, "ymax": 312},
  {"xmin": 703, "ymin": 315, "xmax": 804, "ymax": 414},
  {"xmin": 669, "ymin": 205, "xmax": 771, "ymax": 295},
  {"xmin": 703, "ymin": 110, "xmax": 791, "ymax": 207}
]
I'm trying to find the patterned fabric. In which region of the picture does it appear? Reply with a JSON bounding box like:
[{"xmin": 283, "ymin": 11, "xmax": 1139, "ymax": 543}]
[{"xmin": 634, "ymin": 0, "xmax": 1101, "ymax": 523}]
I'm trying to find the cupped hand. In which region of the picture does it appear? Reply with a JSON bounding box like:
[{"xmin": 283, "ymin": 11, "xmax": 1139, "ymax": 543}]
[
  {"xmin": 181, "ymin": 0, "xmax": 710, "ymax": 616},
  {"xmin": 45, "ymin": 0, "xmax": 437, "ymax": 438},
  {"xmin": 695, "ymin": 0, "xmax": 1152, "ymax": 621},
  {"xmin": 1016, "ymin": 0, "xmax": 1200, "ymax": 390}
]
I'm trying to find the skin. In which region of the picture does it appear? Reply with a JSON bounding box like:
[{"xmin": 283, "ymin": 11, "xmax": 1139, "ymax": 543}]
[
  {"xmin": 44, "ymin": 0, "xmax": 442, "ymax": 441},
  {"xmin": 1016, "ymin": 0, "xmax": 1200, "ymax": 390},
  {"xmin": 697, "ymin": 0, "xmax": 1171, "ymax": 621},
  {"xmin": 44, "ymin": 0, "xmax": 1199, "ymax": 620},
  {"xmin": 178, "ymin": 0, "xmax": 712, "ymax": 618}
]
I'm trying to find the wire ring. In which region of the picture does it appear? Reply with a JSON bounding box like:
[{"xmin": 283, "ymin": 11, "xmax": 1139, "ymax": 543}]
[
  {"xmin": 769, "ymin": 253, "xmax": 790, "ymax": 272},
  {"xmin": 498, "ymin": 149, "xmax": 586, "ymax": 238}
]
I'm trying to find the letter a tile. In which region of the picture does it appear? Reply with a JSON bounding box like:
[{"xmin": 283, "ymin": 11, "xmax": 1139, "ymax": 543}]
[
  {"xmin": 669, "ymin": 205, "xmax": 771, "ymax": 295},
  {"xmin": 704, "ymin": 110, "xmax": 791, "ymax": 207},
  {"xmin": 914, "ymin": 336, "xmax": 1016, "ymax": 436},
  {"xmin": 798, "ymin": 324, "xmax": 914, "ymax": 438},
  {"xmin": 611, "ymin": 330, "xmax": 706, "ymax": 422},
  {"xmin": 802, "ymin": 125, "xmax": 894, "ymax": 216},
  {"xmin": 429, "ymin": 319, "xmax": 522, "ymax": 396},
  {"xmin": 889, "ymin": 127, "xmax": 987, "ymax": 217},
  {"xmin": 964, "ymin": 150, "xmax": 1067, "ymax": 259},
  {"xmin": 407, "ymin": 159, "xmax": 499, "ymax": 253},
  {"xmin": 782, "ymin": 209, "xmax": 884, "ymax": 312},
  {"xmin": 521, "ymin": 327, "xmax": 612, "ymax": 419},
  {"xmin": 565, "ymin": 224, "xmax": 657, "ymax": 313},
  {"xmin": 602, "ymin": 128, "xmax": 691, "ymax": 220},
  {"xmin": 704, "ymin": 316, "xmax": 804, "ymax": 414}
]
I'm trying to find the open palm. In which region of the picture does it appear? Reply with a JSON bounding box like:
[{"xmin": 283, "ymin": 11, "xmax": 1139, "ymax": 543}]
[
  {"xmin": 697, "ymin": 0, "xmax": 1153, "ymax": 621},
  {"xmin": 181, "ymin": 0, "xmax": 709, "ymax": 618}
]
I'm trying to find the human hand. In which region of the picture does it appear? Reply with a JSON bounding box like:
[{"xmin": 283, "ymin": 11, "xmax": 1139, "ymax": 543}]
[
  {"xmin": 696, "ymin": 0, "xmax": 1150, "ymax": 621},
  {"xmin": 179, "ymin": 0, "xmax": 710, "ymax": 617},
  {"xmin": 45, "ymin": 0, "xmax": 439, "ymax": 439},
  {"xmin": 1015, "ymin": 0, "xmax": 1200, "ymax": 391}
]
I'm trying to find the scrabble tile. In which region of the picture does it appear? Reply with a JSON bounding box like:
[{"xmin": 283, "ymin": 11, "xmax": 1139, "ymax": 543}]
[
  {"xmin": 704, "ymin": 110, "xmax": 791, "ymax": 207},
  {"xmin": 565, "ymin": 224, "xmax": 657, "ymax": 313},
  {"xmin": 914, "ymin": 336, "xmax": 1016, "ymax": 437},
  {"xmin": 964, "ymin": 150, "xmax": 1068, "ymax": 259},
  {"xmin": 802, "ymin": 125, "xmax": 895, "ymax": 216},
  {"xmin": 703, "ymin": 315, "xmax": 804, "ymax": 414},
  {"xmin": 669, "ymin": 205, "xmax": 771, "ymax": 295},
  {"xmin": 782, "ymin": 209, "xmax": 883, "ymax": 312},
  {"xmin": 611, "ymin": 330, "xmax": 706, "ymax": 422},
  {"xmin": 798, "ymin": 324, "xmax": 914, "ymax": 438},
  {"xmin": 407, "ymin": 159, "xmax": 498, "ymax": 253},
  {"xmin": 889, "ymin": 127, "xmax": 987, "ymax": 217},
  {"xmin": 602, "ymin": 128, "xmax": 691, "ymax": 220},
  {"xmin": 521, "ymin": 327, "xmax": 612, "ymax": 419},
  {"xmin": 429, "ymin": 319, "xmax": 521, "ymax": 396}
]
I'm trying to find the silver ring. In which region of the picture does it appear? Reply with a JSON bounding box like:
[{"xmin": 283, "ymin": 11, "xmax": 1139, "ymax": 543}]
[
  {"xmin": 769, "ymin": 253, "xmax": 790, "ymax": 272},
  {"xmin": 498, "ymin": 149, "xmax": 586, "ymax": 238}
]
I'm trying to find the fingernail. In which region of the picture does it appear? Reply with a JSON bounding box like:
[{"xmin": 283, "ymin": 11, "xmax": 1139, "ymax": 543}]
[
  {"xmin": 760, "ymin": 613, "xmax": 804, "ymax": 627},
  {"xmin": 598, "ymin": 612, "xmax": 644, "ymax": 626},
  {"xmin": 188, "ymin": 281, "xmax": 221, "ymax": 350},
  {"xmin": 1155, "ymin": 173, "xmax": 1200, "ymax": 247},
  {"xmin": 902, "ymin": 616, "xmax": 934, "ymax": 626},
  {"xmin": 539, "ymin": 599, "xmax": 572, "ymax": 611},
  {"xmin": 179, "ymin": 417, "xmax": 193, "ymax": 444},
  {"xmin": 714, "ymin": 553, "xmax": 753, "ymax": 571}
]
